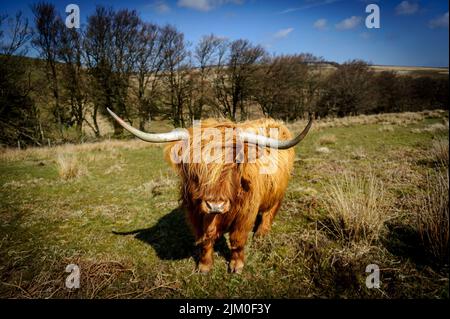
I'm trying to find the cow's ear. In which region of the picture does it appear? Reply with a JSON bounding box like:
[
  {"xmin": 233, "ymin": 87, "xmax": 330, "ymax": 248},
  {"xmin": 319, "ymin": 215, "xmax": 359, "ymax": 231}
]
[{"xmin": 163, "ymin": 142, "xmax": 184, "ymax": 174}]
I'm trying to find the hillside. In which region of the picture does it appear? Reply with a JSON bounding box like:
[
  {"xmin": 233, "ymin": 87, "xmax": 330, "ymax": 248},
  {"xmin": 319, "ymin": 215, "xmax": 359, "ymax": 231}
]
[{"xmin": 0, "ymin": 110, "xmax": 448, "ymax": 298}]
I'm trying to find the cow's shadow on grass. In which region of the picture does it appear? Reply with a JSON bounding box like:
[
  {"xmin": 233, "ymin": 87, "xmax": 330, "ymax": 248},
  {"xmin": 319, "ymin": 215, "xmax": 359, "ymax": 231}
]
[{"xmin": 113, "ymin": 207, "xmax": 230, "ymax": 261}]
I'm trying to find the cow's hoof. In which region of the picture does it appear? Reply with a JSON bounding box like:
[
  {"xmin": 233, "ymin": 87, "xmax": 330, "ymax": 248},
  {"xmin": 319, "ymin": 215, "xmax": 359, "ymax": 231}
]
[
  {"xmin": 198, "ymin": 262, "xmax": 212, "ymax": 274},
  {"xmin": 229, "ymin": 259, "xmax": 244, "ymax": 274},
  {"xmin": 254, "ymin": 226, "xmax": 270, "ymax": 238}
]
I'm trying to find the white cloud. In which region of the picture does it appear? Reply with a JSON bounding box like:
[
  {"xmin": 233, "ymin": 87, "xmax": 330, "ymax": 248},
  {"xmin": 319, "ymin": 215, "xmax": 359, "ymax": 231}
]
[
  {"xmin": 177, "ymin": 0, "xmax": 242, "ymax": 12},
  {"xmin": 273, "ymin": 27, "xmax": 294, "ymax": 39},
  {"xmin": 429, "ymin": 12, "xmax": 449, "ymax": 29},
  {"xmin": 153, "ymin": 1, "xmax": 171, "ymax": 13},
  {"xmin": 178, "ymin": 0, "xmax": 213, "ymax": 11},
  {"xmin": 395, "ymin": 1, "xmax": 419, "ymax": 16},
  {"xmin": 313, "ymin": 18, "xmax": 328, "ymax": 30},
  {"xmin": 279, "ymin": 0, "xmax": 341, "ymax": 14},
  {"xmin": 335, "ymin": 16, "xmax": 362, "ymax": 30}
]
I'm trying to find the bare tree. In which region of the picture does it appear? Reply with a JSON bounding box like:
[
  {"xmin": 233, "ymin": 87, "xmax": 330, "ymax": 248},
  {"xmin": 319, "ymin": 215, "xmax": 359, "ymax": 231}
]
[
  {"xmin": 317, "ymin": 60, "xmax": 376, "ymax": 117},
  {"xmin": 251, "ymin": 53, "xmax": 324, "ymax": 120},
  {"xmin": 84, "ymin": 7, "xmax": 141, "ymax": 136},
  {"xmin": 0, "ymin": 11, "xmax": 32, "ymax": 56},
  {"xmin": 84, "ymin": 6, "xmax": 115, "ymax": 137},
  {"xmin": 214, "ymin": 39, "xmax": 266, "ymax": 121},
  {"xmin": 58, "ymin": 26, "xmax": 88, "ymax": 135},
  {"xmin": 252, "ymin": 55, "xmax": 300, "ymax": 118},
  {"xmin": 161, "ymin": 25, "xmax": 190, "ymax": 127},
  {"xmin": 134, "ymin": 22, "xmax": 166, "ymax": 130},
  {"xmin": 192, "ymin": 34, "xmax": 224, "ymax": 120},
  {"xmin": 32, "ymin": 2, "xmax": 67, "ymax": 133},
  {"xmin": 109, "ymin": 8, "xmax": 140, "ymax": 134}
]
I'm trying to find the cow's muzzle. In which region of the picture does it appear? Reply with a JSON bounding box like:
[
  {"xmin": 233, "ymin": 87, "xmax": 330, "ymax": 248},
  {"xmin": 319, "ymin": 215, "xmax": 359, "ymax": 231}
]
[{"xmin": 205, "ymin": 201, "xmax": 227, "ymax": 214}]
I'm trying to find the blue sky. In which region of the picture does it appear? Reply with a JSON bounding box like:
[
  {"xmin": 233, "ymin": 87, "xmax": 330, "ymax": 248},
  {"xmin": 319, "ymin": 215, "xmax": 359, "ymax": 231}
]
[{"xmin": 1, "ymin": 0, "xmax": 449, "ymax": 67}]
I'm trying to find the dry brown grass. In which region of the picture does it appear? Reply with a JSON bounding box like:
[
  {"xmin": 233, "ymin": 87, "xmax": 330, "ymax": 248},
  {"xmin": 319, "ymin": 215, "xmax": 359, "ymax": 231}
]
[
  {"xmin": 322, "ymin": 172, "xmax": 391, "ymax": 245},
  {"xmin": 422, "ymin": 110, "xmax": 448, "ymax": 118},
  {"xmin": 0, "ymin": 257, "xmax": 136, "ymax": 299},
  {"xmin": 378, "ymin": 125, "xmax": 394, "ymax": 132},
  {"xmin": 424, "ymin": 123, "xmax": 448, "ymax": 133},
  {"xmin": 318, "ymin": 134, "xmax": 337, "ymax": 145},
  {"xmin": 130, "ymin": 171, "xmax": 178, "ymax": 197},
  {"xmin": 0, "ymin": 139, "xmax": 159, "ymax": 162},
  {"xmin": 429, "ymin": 138, "xmax": 449, "ymax": 167},
  {"xmin": 415, "ymin": 171, "xmax": 449, "ymax": 263},
  {"xmin": 287, "ymin": 109, "xmax": 448, "ymax": 133},
  {"xmin": 56, "ymin": 154, "xmax": 88, "ymax": 180},
  {"xmin": 104, "ymin": 163, "xmax": 124, "ymax": 175},
  {"xmin": 316, "ymin": 146, "xmax": 331, "ymax": 154},
  {"xmin": 0, "ymin": 146, "xmax": 52, "ymax": 162},
  {"xmin": 350, "ymin": 147, "xmax": 367, "ymax": 160}
]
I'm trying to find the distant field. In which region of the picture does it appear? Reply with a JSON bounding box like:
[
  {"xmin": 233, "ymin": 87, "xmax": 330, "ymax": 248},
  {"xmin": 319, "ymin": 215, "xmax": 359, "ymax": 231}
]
[
  {"xmin": 309, "ymin": 63, "xmax": 448, "ymax": 78},
  {"xmin": 371, "ymin": 65, "xmax": 449, "ymax": 77},
  {"xmin": 0, "ymin": 110, "xmax": 448, "ymax": 298}
]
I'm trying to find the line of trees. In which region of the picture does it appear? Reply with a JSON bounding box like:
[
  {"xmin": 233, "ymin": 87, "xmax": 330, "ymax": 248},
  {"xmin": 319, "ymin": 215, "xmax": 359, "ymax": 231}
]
[{"xmin": 0, "ymin": 2, "xmax": 448, "ymax": 147}]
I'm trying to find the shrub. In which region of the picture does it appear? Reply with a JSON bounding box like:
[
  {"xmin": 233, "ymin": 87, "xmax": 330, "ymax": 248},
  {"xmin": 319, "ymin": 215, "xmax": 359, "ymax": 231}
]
[
  {"xmin": 322, "ymin": 172, "xmax": 390, "ymax": 245},
  {"xmin": 415, "ymin": 171, "xmax": 449, "ymax": 263},
  {"xmin": 56, "ymin": 154, "xmax": 88, "ymax": 180}
]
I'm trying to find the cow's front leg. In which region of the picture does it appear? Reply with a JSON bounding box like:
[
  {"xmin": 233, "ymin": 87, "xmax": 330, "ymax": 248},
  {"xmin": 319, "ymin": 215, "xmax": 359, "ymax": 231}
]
[
  {"xmin": 229, "ymin": 223, "xmax": 253, "ymax": 274},
  {"xmin": 198, "ymin": 240, "xmax": 214, "ymax": 273},
  {"xmin": 197, "ymin": 214, "xmax": 218, "ymax": 273},
  {"xmin": 228, "ymin": 206, "xmax": 259, "ymax": 273}
]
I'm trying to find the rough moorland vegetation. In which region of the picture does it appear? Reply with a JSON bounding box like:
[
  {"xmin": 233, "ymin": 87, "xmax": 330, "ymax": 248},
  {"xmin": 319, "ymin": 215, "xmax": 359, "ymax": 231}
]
[{"xmin": 0, "ymin": 111, "xmax": 448, "ymax": 298}]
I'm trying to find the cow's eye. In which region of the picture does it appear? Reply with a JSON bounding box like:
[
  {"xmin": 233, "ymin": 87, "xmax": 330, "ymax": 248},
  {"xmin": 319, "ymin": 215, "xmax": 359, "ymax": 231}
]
[{"xmin": 241, "ymin": 177, "xmax": 250, "ymax": 192}]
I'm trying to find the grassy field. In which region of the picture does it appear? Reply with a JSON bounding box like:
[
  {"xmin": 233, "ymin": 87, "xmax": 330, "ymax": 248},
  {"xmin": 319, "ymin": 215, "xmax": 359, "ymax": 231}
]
[
  {"xmin": 370, "ymin": 65, "xmax": 449, "ymax": 78},
  {"xmin": 0, "ymin": 110, "xmax": 448, "ymax": 298}
]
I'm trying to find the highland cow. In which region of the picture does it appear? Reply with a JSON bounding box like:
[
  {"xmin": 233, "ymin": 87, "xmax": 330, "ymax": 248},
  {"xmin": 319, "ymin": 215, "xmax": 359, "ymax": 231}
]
[{"xmin": 108, "ymin": 108, "xmax": 312, "ymax": 273}]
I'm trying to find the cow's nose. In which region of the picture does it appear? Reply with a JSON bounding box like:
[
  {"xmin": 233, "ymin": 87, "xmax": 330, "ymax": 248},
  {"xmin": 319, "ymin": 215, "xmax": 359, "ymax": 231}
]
[{"xmin": 205, "ymin": 201, "xmax": 225, "ymax": 214}]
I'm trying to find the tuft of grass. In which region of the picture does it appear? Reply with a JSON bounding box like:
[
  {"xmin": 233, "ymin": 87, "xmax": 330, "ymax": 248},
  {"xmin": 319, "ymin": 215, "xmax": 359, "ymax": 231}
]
[
  {"xmin": 316, "ymin": 146, "xmax": 331, "ymax": 154},
  {"xmin": 415, "ymin": 171, "xmax": 449, "ymax": 264},
  {"xmin": 318, "ymin": 134, "xmax": 337, "ymax": 145},
  {"xmin": 351, "ymin": 147, "xmax": 367, "ymax": 160},
  {"xmin": 56, "ymin": 154, "xmax": 88, "ymax": 180},
  {"xmin": 424, "ymin": 123, "xmax": 448, "ymax": 133},
  {"xmin": 322, "ymin": 172, "xmax": 390, "ymax": 245},
  {"xmin": 378, "ymin": 125, "xmax": 394, "ymax": 132},
  {"xmin": 429, "ymin": 138, "xmax": 449, "ymax": 167},
  {"xmin": 104, "ymin": 163, "xmax": 124, "ymax": 175},
  {"xmin": 131, "ymin": 171, "xmax": 178, "ymax": 197}
]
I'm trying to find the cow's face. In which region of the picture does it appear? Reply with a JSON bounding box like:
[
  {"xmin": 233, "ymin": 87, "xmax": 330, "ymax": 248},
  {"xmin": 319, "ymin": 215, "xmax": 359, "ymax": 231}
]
[{"xmin": 181, "ymin": 162, "xmax": 247, "ymax": 215}]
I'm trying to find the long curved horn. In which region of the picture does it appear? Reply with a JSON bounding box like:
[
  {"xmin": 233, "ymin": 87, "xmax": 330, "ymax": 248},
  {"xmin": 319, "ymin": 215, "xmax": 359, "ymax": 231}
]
[
  {"xmin": 238, "ymin": 115, "xmax": 313, "ymax": 150},
  {"xmin": 107, "ymin": 108, "xmax": 189, "ymax": 142}
]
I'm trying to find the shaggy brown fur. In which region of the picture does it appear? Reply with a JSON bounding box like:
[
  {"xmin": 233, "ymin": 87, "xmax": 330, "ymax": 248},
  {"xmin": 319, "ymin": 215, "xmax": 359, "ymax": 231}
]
[{"xmin": 164, "ymin": 118, "xmax": 295, "ymax": 273}]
